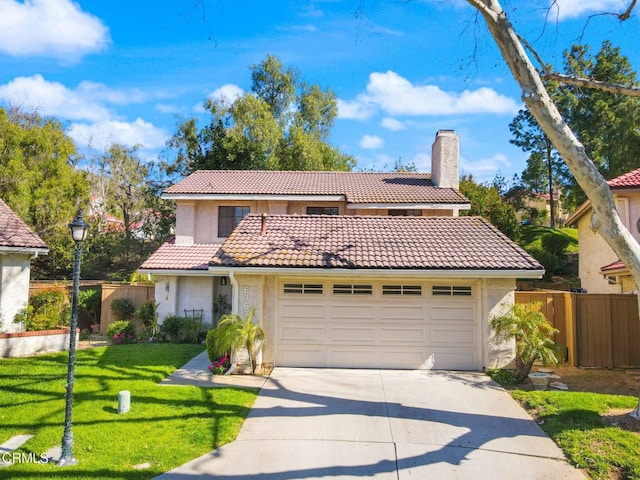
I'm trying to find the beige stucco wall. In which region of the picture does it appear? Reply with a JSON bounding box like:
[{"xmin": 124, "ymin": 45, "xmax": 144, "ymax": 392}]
[
  {"xmin": 483, "ymin": 278, "xmax": 516, "ymax": 369},
  {"xmin": 175, "ymin": 199, "xmax": 462, "ymax": 245},
  {"xmin": 0, "ymin": 253, "xmax": 32, "ymax": 333}
]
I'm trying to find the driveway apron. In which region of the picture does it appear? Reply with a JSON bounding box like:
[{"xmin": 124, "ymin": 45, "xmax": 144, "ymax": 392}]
[{"xmin": 156, "ymin": 368, "xmax": 585, "ymax": 479}]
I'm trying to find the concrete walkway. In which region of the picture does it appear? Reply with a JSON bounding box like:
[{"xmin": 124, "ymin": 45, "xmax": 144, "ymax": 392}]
[
  {"xmin": 156, "ymin": 367, "xmax": 585, "ymax": 479},
  {"xmin": 160, "ymin": 351, "xmax": 269, "ymax": 389}
]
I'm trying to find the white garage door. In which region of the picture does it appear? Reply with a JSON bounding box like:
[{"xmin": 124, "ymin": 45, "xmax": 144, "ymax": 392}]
[{"xmin": 277, "ymin": 280, "xmax": 480, "ymax": 370}]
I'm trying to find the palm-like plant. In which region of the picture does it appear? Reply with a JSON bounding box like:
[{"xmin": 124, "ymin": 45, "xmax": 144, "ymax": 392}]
[
  {"xmin": 490, "ymin": 301, "xmax": 559, "ymax": 382},
  {"xmin": 213, "ymin": 309, "xmax": 265, "ymax": 374}
]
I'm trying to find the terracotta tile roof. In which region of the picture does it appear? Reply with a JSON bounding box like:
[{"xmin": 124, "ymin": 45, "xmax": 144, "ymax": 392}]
[
  {"xmin": 164, "ymin": 170, "xmax": 468, "ymax": 205},
  {"xmin": 601, "ymin": 260, "xmax": 626, "ymax": 273},
  {"xmin": 0, "ymin": 199, "xmax": 48, "ymax": 252},
  {"xmin": 210, "ymin": 214, "xmax": 542, "ymax": 272},
  {"xmin": 608, "ymin": 168, "xmax": 640, "ymax": 189},
  {"xmin": 139, "ymin": 240, "xmax": 222, "ymax": 271}
]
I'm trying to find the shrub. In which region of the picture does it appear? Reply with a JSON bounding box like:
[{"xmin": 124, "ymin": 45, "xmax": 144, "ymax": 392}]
[
  {"xmin": 206, "ymin": 329, "xmax": 226, "ymax": 362},
  {"xmin": 14, "ymin": 285, "xmax": 70, "ymax": 331},
  {"xmin": 487, "ymin": 369, "xmax": 520, "ymax": 386},
  {"xmin": 107, "ymin": 320, "xmax": 136, "ymax": 344},
  {"xmin": 541, "ymin": 234, "xmax": 570, "ymax": 257},
  {"xmin": 110, "ymin": 298, "xmax": 135, "ymax": 321},
  {"xmin": 135, "ymin": 300, "xmax": 158, "ymax": 339},
  {"xmin": 528, "ymin": 247, "xmax": 562, "ymax": 281},
  {"xmin": 159, "ymin": 316, "xmax": 202, "ymax": 344},
  {"xmin": 207, "ymin": 352, "xmax": 230, "ymax": 375},
  {"xmin": 78, "ymin": 288, "xmax": 101, "ymax": 325}
]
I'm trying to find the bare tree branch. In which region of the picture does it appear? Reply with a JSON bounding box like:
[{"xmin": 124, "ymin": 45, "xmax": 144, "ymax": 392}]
[
  {"xmin": 619, "ymin": 0, "xmax": 637, "ymax": 20},
  {"xmin": 542, "ymin": 72, "xmax": 640, "ymax": 96}
]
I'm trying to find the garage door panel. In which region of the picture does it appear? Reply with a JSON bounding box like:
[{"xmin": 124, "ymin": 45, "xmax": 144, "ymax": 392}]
[
  {"xmin": 379, "ymin": 327, "xmax": 426, "ymax": 343},
  {"xmin": 328, "ymin": 326, "xmax": 376, "ymax": 343},
  {"xmin": 380, "ymin": 305, "xmax": 425, "ymax": 321},
  {"xmin": 429, "ymin": 326, "xmax": 476, "ymax": 345},
  {"xmin": 278, "ymin": 346, "xmax": 326, "ymax": 367},
  {"xmin": 430, "ymin": 305, "xmax": 475, "ymax": 322},
  {"xmin": 424, "ymin": 349, "xmax": 478, "ymax": 370},
  {"xmin": 280, "ymin": 325, "xmax": 326, "ymax": 343},
  {"xmin": 280, "ymin": 303, "xmax": 326, "ymax": 321}
]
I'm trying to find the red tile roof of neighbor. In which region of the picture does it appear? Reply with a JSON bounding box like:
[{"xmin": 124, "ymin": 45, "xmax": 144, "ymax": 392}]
[
  {"xmin": 163, "ymin": 170, "xmax": 469, "ymax": 205},
  {"xmin": 210, "ymin": 214, "xmax": 543, "ymax": 271},
  {"xmin": 0, "ymin": 199, "xmax": 48, "ymax": 251},
  {"xmin": 140, "ymin": 241, "xmax": 222, "ymax": 270},
  {"xmin": 608, "ymin": 168, "xmax": 640, "ymax": 189},
  {"xmin": 601, "ymin": 260, "xmax": 626, "ymax": 273}
]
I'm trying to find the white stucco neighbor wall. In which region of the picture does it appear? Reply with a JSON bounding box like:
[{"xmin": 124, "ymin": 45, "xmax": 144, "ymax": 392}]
[
  {"xmin": 155, "ymin": 275, "xmax": 178, "ymax": 322},
  {"xmin": 0, "ymin": 329, "xmax": 77, "ymax": 357},
  {"xmin": 176, "ymin": 276, "xmax": 215, "ymax": 328},
  {"xmin": 483, "ymin": 278, "xmax": 516, "ymax": 369},
  {"xmin": 0, "ymin": 254, "xmax": 32, "ymax": 333}
]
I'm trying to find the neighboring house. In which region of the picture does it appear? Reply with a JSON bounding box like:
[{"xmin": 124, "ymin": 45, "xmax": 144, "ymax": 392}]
[
  {"xmin": 567, "ymin": 167, "xmax": 640, "ymax": 294},
  {"xmin": 517, "ymin": 189, "xmax": 567, "ymax": 226},
  {"xmin": 139, "ymin": 130, "xmax": 543, "ymax": 370},
  {"xmin": 0, "ymin": 199, "xmax": 49, "ymax": 333}
]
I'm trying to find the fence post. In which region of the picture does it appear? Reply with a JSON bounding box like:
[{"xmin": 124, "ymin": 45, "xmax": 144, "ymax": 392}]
[{"xmin": 563, "ymin": 292, "xmax": 577, "ymax": 366}]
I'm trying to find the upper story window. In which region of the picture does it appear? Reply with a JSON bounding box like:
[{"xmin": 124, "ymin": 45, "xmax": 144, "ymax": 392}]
[
  {"xmin": 307, "ymin": 206, "xmax": 339, "ymax": 215},
  {"xmin": 388, "ymin": 209, "xmax": 422, "ymax": 216},
  {"xmin": 218, "ymin": 206, "xmax": 250, "ymax": 237}
]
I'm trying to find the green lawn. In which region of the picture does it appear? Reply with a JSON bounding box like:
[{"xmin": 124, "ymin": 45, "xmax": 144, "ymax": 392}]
[
  {"xmin": 512, "ymin": 390, "xmax": 640, "ymax": 479},
  {"xmin": 0, "ymin": 344, "xmax": 258, "ymax": 479},
  {"xmin": 519, "ymin": 225, "xmax": 579, "ymax": 254}
]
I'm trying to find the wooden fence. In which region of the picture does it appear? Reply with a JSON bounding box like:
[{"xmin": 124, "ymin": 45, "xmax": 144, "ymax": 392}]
[
  {"xmin": 515, "ymin": 291, "xmax": 640, "ymax": 368},
  {"xmin": 100, "ymin": 284, "xmax": 155, "ymax": 334}
]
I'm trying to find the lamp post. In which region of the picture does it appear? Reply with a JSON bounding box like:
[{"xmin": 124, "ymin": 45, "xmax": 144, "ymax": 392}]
[{"xmin": 57, "ymin": 209, "xmax": 89, "ymax": 467}]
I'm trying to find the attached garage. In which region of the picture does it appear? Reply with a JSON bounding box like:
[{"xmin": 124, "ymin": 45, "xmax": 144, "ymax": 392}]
[{"xmin": 276, "ymin": 279, "xmax": 480, "ymax": 370}]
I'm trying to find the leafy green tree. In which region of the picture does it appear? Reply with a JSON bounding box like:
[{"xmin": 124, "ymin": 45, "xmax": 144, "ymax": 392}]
[
  {"xmin": 164, "ymin": 54, "xmax": 355, "ymax": 177},
  {"xmin": 0, "ymin": 107, "xmax": 89, "ymax": 278},
  {"xmin": 84, "ymin": 144, "xmax": 173, "ymax": 279},
  {"xmin": 460, "ymin": 176, "xmax": 519, "ymax": 240},
  {"xmin": 563, "ymin": 41, "xmax": 640, "ymax": 182}
]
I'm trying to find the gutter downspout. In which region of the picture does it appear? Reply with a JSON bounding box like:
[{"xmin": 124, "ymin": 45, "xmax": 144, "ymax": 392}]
[{"xmin": 225, "ymin": 271, "xmax": 240, "ymax": 375}]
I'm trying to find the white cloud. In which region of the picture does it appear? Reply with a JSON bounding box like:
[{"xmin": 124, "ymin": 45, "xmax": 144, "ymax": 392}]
[
  {"xmin": 380, "ymin": 117, "xmax": 406, "ymax": 131},
  {"xmin": 0, "ymin": 0, "xmax": 110, "ymax": 61},
  {"xmin": 68, "ymin": 118, "xmax": 169, "ymax": 151},
  {"xmin": 0, "ymin": 75, "xmax": 112, "ymax": 121},
  {"xmin": 337, "ymin": 98, "xmax": 375, "ymax": 120},
  {"xmin": 0, "ymin": 75, "xmax": 155, "ymax": 122},
  {"xmin": 209, "ymin": 84, "xmax": 244, "ymax": 104},
  {"xmin": 339, "ymin": 71, "xmax": 519, "ymax": 119},
  {"xmin": 549, "ymin": 0, "xmax": 630, "ymax": 20},
  {"xmin": 462, "ymin": 153, "xmax": 511, "ymax": 182},
  {"xmin": 360, "ymin": 134, "xmax": 384, "ymax": 149}
]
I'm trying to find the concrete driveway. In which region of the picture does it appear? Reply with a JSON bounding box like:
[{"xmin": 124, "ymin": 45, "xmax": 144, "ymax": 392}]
[{"xmin": 156, "ymin": 368, "xmax": 585, "ymax": 479}]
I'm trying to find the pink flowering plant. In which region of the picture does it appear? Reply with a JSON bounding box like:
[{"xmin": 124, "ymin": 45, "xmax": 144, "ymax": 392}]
[
  {"xmin": 112, "ymin": 332, "xmax": 137, "ymax": 345},
  {"xmin": 208, "ymin": 352, "xmax": 230, "ymax": 375}
]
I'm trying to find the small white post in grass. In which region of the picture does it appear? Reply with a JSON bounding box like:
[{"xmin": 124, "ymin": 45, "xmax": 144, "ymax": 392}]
[{"xmin": 118, "ymin": 391, "xmax": 130, "ymax": 414}]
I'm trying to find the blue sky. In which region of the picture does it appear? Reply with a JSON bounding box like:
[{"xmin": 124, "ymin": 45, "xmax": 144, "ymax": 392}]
[{"xmin": 0, "ymin": 0, "xmax": 638, "ymax": 183}]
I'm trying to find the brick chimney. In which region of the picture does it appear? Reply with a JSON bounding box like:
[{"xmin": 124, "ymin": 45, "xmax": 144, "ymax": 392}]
[{"xmin": 431, "ymin": 130, "xmax": 459, "ymax": 190}]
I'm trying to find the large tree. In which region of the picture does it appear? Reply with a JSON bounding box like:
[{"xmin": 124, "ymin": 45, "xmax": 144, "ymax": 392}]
[
  {"xmin": 164, "ymin": 54, "xmax": 355, "ymax": 178},
  {"xmin": 0, "ymin": 107, "xmax": 88, "ymax": 278},
  {"xmin": 84, "ymin": 144, "xmax": 172, "ymax": 279},
  {"xmin": 466, "ymin": 0, "xmax": 640, "ymax": 418}
]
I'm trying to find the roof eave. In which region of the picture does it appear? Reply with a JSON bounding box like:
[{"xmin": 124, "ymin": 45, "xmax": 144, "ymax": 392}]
[
  {"xmin": 0, "ymin": 246, "xmax": 49, "ymax": 256},
  {"xmin": 137, "ymin": 268, "xmax": 223, "ymax": 276},
  {"xmin": 162, "ymin": 194, "xmax": 345, "ymax": 201},
  {"xmin": 347, "ymin": 203, "xmax": 471, "ymax": 210},
  {"xmin": 209, "ymin": 265, "xmax": 544, "ymax": 279}
]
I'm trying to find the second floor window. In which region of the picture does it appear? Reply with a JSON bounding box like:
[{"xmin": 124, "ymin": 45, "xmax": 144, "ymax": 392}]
[
  {"xmin": 306, "ymin": 206, "xmax": 339, "ymax": 215},
  {"xmin": 388, "ymin": 209, "xmax": 422, "ymax": 216},
  {"xmin": 218, "ymin": 206, "xmax": 250, "ymax": 237}
]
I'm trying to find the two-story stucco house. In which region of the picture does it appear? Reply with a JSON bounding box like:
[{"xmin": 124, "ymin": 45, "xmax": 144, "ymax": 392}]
[
  {"xmin": 139, "ymin": 130, "xmax": 543, "ymax": 370},
  {"xmin": 567, "ymin": 167, "xmax": 640, "ymax": 293},
  {"xmin": 0, "ymin": 199, "xmax": 49, "ymax": 333}
]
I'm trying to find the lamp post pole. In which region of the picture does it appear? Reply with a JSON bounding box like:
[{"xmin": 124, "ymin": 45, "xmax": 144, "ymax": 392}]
[{"xmin": 57, "ymin": 210, "xmax": 89, "ymax": 467}]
